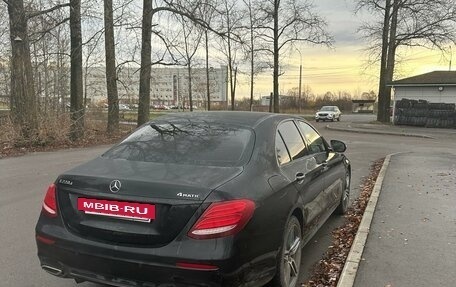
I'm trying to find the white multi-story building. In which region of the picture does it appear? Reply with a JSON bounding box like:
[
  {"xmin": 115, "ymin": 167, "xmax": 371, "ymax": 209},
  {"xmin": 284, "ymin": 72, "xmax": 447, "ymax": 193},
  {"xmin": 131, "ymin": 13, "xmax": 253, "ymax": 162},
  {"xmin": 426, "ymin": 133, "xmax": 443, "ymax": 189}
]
[
  {"xmin": 150, "ymin": 66, "xmax": 228, "ymax": 107},
  {"xmin": 85, "ymin": 65, "xmax": 228, "ymax": 108}
]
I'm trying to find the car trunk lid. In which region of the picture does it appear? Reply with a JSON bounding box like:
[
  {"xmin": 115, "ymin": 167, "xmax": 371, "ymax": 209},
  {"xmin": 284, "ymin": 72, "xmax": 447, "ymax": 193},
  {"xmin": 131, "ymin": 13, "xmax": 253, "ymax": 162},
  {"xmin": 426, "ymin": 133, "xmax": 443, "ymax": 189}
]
[{"xmin": 57, "ymin": 157, "xmax": 243, "ymax": 246}]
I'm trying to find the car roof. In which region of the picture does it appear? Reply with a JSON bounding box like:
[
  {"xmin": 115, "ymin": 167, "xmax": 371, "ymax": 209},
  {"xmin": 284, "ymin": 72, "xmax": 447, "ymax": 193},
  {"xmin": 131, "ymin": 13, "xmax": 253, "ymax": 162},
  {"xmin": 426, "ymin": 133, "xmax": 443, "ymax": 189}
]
[{"xmin": 150, "ymin": 111, "xmax": 301, "ymax": 128}]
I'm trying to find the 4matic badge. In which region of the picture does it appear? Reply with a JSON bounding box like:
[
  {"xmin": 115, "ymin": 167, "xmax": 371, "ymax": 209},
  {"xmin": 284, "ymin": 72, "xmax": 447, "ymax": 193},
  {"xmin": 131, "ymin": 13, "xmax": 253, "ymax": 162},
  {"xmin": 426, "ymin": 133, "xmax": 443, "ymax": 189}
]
[{"xmin": 176, "ymin": 192, "xmax": 200, "ymax": 199}]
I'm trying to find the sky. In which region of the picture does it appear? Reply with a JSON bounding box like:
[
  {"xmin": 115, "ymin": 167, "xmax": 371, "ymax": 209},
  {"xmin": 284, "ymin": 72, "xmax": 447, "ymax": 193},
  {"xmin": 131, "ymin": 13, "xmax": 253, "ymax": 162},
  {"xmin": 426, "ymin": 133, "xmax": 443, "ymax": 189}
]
[{"xmin": 235, "ymin": 0, "xmax": 454, "ymax": 99}]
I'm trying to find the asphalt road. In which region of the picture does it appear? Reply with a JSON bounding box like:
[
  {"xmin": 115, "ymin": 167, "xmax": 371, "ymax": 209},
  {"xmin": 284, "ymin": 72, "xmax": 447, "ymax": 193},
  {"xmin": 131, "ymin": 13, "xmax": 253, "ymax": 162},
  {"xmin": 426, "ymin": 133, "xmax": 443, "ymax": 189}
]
[{"xmin": 1, "ymin": 114, "xmax": 455, "ymax": 287}]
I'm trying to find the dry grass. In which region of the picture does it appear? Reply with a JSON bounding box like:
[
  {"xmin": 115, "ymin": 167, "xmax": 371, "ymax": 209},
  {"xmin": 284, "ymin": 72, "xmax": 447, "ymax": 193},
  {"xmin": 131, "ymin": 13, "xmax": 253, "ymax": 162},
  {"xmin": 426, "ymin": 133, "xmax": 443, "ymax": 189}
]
[{"xmin": 0, "ymin": 112, "xmax": 133, "ymax": 158}]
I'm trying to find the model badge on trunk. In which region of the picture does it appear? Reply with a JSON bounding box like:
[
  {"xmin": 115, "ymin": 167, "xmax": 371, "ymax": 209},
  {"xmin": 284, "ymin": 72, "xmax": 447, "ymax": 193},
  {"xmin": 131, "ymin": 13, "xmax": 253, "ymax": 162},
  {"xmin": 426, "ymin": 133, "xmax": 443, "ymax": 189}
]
[{"xmin": 177, "ymin": 192, "xmax": 199, "ymax": 198}]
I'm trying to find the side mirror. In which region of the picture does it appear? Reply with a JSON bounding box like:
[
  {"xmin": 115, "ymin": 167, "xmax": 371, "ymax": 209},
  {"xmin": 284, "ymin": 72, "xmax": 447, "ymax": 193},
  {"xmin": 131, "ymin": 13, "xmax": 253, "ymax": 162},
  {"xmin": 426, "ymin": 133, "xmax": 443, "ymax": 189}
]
[{"xmin": 330, "ymin": 140, "xmax": 346, "ymax": 153}]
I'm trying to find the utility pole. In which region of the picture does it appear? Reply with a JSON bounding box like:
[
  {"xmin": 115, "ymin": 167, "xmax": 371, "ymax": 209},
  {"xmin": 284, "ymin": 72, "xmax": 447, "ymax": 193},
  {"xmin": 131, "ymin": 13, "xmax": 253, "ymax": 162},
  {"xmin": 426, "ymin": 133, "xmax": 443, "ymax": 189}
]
[
  {"xmin": 296, "ymin": 49, "xmax": 302, "ymax": 114},
  {"xmin": 298, "ymin": 63, "xmax": 302, "ymax": 114}
]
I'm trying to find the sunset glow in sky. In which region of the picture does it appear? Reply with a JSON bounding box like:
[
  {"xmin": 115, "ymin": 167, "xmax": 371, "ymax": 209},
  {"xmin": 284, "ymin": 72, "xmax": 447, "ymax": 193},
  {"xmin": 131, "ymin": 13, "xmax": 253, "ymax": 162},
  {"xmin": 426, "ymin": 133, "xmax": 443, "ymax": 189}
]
[{"xmin": 235, "ymin": 0, "xmax": 454, "ymax": 99}]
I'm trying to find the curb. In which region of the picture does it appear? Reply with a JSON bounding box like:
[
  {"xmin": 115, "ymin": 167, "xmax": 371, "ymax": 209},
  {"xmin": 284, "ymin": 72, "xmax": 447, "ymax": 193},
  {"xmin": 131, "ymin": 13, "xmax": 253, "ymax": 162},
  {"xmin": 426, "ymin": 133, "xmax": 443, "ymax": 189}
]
[
  {"xmin": 325, "ymin": 125, "xmax": 435, "ymax": 139},
  {"xmin": 336, "ymin": 153, "xmax": 398, "ymax": 287}
]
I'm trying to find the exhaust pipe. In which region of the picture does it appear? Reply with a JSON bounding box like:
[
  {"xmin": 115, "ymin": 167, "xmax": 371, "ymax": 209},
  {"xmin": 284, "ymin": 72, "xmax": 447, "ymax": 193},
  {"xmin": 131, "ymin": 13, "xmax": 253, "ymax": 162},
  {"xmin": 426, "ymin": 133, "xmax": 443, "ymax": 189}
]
[{"xmin": 41, "ymin": 265, "xmax": 64, "ymax": 277}]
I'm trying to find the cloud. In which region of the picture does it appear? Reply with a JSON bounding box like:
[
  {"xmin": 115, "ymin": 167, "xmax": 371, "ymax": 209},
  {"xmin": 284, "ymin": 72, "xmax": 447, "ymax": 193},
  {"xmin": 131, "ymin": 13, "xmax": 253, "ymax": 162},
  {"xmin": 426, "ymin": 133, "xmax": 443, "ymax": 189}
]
[{"xmin": 314, "ymin": 0, "xmax": 367, "ymax": 45}]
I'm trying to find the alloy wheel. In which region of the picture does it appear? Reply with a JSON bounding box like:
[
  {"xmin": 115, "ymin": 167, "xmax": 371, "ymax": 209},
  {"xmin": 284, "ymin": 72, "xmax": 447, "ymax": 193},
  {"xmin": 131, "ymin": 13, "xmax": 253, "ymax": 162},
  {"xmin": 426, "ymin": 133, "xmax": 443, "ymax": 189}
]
[
  {"xmin": 281, "ymin": 217, "xmax": 302, "ymax": 287},
  {"xmin": 342, "ymin": 172, "xmax": 350, "ymax": 209}
]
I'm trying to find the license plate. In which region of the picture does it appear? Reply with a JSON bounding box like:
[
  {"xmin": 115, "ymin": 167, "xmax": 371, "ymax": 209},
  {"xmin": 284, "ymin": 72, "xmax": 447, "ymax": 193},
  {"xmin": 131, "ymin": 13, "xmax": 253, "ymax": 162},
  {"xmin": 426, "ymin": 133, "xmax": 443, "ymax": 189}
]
[{"xmin": 77, "ymin": 197, "xmax": 156, "ymax": 223}]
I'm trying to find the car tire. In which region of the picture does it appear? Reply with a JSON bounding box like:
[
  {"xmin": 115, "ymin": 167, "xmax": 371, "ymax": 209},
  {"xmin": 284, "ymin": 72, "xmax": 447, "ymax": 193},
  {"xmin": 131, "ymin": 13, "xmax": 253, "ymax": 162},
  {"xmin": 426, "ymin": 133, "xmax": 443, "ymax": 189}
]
[
  {"xmin": 316, "ymin": 119, "xmax": 319, "ymax": 122},
  {"xmin": 337, "ymin": 116, "xmax": 341, "ymax": 122},
  {"xmin": 335, "ymin": 170, "xmax": 351, "ymax": 215},
  {"xmin": 270, "ymin": 216, "xmax": 302, "ymax": 287}
]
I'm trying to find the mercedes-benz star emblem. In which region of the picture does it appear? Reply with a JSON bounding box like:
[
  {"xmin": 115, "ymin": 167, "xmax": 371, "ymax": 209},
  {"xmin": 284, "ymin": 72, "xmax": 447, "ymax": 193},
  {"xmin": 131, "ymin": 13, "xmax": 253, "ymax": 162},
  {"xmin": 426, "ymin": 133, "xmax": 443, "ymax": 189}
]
[{"xmin": 109, "ymin": 180, "xmax": 121, "ymax": 193}]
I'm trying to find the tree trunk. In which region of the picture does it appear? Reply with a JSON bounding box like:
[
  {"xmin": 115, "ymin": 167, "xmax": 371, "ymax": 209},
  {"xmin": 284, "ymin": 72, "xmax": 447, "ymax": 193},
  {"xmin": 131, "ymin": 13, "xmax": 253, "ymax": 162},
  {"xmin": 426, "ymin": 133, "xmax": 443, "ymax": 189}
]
[
  {"xmin": 269, "ymin": 92, "xmax": 273, "ymax": 113},
  {"xmin": 248, "ymin": 0, "xmax": 254, "ymax": 112},
  {"xmin": 233, "ymin": 66, "xmax": 237, "ymax": 109},
  {"xmin": 273, "ymin": 0, "xmax": 280, "ymax": 113},
  {"xmin": 104, "ymin": 0, "xmax": 119, "ymax": 134},
  {"xmin": 69, "ymin": 0, "xmax": 84, "ymax": 141},
  {"xmin": 7, "ymin": 0, "xmax": 38, "ymax": 140},
  {"xmin": 138, "ymin": 0, "xmax": 152, "ymax": 126},
  {"xmin": 383, "ymin": 0, "xmax": 399, "ymax": 123},
  {"xmin": 188, "ymin": 63, "xmax": 193, "ymax": 112},
  {"xmin": 229, "ymin": 62, "xmax": 234, "ymax": 110},
  {"xmin": 205, "ymin": 29, "xmax": 210, "ymax": 111},
  {"xmin": 227, "ymin": 41, "xmax": 235, "ymax": 110},
  {"xmin": 43, "ymin": 47, "xmax": 49, "ymax": 114},
  {"xmin": 377, "ymin": 0, "xmax": 391, "ymax": 123}
]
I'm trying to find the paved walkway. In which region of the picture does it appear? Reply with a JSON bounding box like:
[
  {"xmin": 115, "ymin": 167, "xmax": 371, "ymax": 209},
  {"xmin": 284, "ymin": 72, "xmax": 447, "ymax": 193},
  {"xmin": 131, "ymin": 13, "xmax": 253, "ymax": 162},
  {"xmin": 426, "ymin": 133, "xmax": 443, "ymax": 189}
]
[{"xmin": 354, "ymin": 152, "xmax": 456, "ymax": 287}]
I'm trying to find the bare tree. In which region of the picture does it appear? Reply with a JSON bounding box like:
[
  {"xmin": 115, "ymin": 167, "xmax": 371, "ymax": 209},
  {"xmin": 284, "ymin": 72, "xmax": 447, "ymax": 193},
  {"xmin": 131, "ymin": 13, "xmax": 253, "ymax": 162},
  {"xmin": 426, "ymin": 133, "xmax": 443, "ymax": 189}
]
[
  {"xmin": 216, "ymin": 0, "xmax": 245, "ymax": 111},
  {"xmin": 104, "ymin": 0, "xmax": 119, "ymax": 134},
  {"xmin": 358, "ymin": 0, "xmax": 456, "ymax": 122},
  {"xmin": 136, "ymin": 0, "xmax": 229, "ymax": 125},
  {"xmin": 241, "ymin": 0, "xmax": 267, "ymax": 111},
  {"xmin": 70, "ymin": 0, "xmax": 84, "ymax": 140},
  {"xmin": 5, "ymin": 0, "xmax": 38, "ymax": 140},
  {"xmin": 137, "ymin": 0, "xmax": 152, "ymax": 126},
  {"xmin": 243, "ymin": 0, "xmax": 256, "ymax": 111},
  {"xmin": 198, "ymin": 0, "xmax": 217, "ymax": 111},
  {"xmin": 172, "ymin": 14, "xmax": 204, "ymax": 111},
  {"xmin": 5, "ymin": 0, "xmax": 71, "ymax": 141},
  {"xmin": 28, "ymin": 0, "xmax": 73, "ymax": 116},
  {"xmin": 82, "ymin": 31, "xmax": 103, "ymax": 108},
  {"xmin": 0, "ymin": 4, "xmax": 10, "ymax": 110},
  {"xmin": 54, "ymin": 24, "xmax": 71, "ymax": 113},
  {"xmin": 255, "ymin": 0, "xmax": 332, "ymax": 113}
]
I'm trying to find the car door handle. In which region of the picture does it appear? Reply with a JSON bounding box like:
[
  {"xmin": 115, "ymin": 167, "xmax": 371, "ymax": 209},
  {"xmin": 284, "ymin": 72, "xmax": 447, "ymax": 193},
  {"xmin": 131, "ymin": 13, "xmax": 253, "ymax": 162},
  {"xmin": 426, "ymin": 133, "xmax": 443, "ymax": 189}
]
[{"xmin": 295, "ymin": 172, "xmax": 306, "ymax": 182}]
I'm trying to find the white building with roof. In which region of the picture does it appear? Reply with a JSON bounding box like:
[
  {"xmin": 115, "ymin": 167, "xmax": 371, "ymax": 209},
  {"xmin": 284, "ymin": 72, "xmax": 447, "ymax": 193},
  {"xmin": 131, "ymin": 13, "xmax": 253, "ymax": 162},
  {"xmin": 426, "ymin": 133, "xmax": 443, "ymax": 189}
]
[{"xmin": 389, "ymin": 71, "xmax": 456, "ymax": 104}]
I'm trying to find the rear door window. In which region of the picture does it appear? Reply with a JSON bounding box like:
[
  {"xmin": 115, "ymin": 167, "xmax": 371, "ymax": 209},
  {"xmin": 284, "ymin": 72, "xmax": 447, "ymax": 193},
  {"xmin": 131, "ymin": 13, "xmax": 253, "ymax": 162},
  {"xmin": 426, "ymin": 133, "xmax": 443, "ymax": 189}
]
[
  {"xmin": 277, "ymin": 121, "xmax": 308, "ymax": 161},
  {"xmin": 275, "ymin": 132, "xmax": 291, "ymax": 165}
]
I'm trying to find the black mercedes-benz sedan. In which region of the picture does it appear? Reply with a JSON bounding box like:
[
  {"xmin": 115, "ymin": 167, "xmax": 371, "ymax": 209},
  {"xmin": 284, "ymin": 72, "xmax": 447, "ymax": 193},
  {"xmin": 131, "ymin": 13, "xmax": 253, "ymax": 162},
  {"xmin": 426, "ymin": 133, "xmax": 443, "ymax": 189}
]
[{"xmin": 36, "ymin": 111, "xmax": 351, "ymax": 287}]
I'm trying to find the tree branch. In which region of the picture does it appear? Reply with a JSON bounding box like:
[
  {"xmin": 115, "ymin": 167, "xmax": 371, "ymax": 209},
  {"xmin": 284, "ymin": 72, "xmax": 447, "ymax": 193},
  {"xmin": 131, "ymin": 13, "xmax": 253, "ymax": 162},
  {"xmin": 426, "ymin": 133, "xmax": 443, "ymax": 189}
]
[
  {"xmin": 30, "ymin": 17, "xmax": 70, "ymax": 43},
  {"xmin": 27, "ymin": 3, "xmax": 70, "ymax": 19}
]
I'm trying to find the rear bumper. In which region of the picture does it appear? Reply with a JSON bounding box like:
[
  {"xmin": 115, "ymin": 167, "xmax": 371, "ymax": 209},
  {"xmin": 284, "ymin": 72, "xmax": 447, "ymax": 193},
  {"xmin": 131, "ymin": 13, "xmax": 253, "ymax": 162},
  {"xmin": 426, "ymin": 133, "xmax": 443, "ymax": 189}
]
[
  {"xmin": 38, "ymin": 242, "xmax": 222, "ymax": 287},
  {"xmin": 36, "ymin": 220, "xmax": 276, "ymax": 287}
]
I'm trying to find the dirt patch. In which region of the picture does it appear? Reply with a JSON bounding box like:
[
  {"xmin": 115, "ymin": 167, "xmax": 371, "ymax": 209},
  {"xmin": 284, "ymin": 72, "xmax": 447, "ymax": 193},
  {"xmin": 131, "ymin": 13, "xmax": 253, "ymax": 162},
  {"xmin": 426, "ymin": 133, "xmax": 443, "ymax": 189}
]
[{"xmin": 302, "ymin": 158, "xmax": 384, "ymax": 287}]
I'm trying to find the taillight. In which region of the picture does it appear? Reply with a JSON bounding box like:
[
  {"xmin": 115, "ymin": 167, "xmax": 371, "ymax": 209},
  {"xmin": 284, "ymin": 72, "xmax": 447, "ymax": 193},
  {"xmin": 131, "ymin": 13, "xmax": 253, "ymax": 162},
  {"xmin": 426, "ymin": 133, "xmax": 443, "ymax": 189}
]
[
  {"xmin": 188, "ymin": 199, "xmax": 255, "ymax": 239},
  {"xmin": 42, "ymin": 184, "xmax": 57, "ymax": 217}
]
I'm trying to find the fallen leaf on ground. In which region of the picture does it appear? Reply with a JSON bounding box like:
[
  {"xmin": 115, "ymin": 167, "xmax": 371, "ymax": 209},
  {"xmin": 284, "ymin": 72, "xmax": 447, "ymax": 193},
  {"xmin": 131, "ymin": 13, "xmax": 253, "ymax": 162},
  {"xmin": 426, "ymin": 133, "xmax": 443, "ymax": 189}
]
[{"xmin": 302, "ymin": 159, "xmax": 384, "ymax": 287}]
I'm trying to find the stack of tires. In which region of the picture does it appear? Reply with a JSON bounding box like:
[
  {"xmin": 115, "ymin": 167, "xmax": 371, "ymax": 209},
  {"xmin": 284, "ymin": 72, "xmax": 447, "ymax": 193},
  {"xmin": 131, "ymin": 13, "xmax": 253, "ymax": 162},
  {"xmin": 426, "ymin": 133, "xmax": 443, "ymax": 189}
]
[
  {"xmin": 425, "ymin": 103, "xmax": 456, "ymax": 128},
  {"xmin": 394, "ymin": 99, "xmax": 456, "ymax": 129},
  {"xmin": 394, "ymin": 99, "xmax": 428, "ymax": 126}
]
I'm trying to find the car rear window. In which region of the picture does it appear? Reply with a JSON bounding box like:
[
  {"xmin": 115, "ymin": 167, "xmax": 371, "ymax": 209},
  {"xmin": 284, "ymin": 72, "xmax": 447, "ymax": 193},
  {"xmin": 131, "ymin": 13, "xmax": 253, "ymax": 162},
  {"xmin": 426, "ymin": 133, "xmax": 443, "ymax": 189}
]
[{"xmin": 102, "ymin": 121, "xmax": 253, "ymax": 167}]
